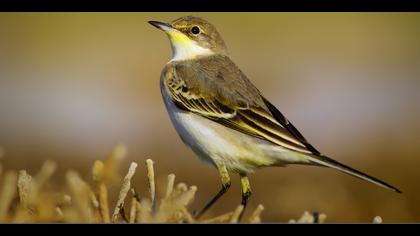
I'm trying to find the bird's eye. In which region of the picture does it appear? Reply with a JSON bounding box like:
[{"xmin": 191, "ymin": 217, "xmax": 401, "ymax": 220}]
[{"xmin": 191, "ymin": 26, "xmax": 200, "ymax": 35}]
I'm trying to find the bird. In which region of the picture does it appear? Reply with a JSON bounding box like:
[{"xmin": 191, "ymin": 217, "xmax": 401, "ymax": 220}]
[{"xmin": 148, "ymin": 16, "xmax": 401, "ymax": 220}]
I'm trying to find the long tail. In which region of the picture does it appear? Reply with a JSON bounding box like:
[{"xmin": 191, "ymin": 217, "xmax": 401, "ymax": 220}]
[{"xmin": 307, "ymin": 154, "xmax": 401, "ymax": 193}]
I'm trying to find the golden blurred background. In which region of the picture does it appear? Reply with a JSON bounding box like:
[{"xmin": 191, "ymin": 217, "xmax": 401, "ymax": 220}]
[{"xmin": 0, "ymin": 13, "xmax": 419, "ymax": 222}]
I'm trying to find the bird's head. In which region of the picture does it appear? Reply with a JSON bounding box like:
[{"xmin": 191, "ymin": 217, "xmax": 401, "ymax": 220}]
[{"xmin": 149, "ymin": 16, "xmax": 228, "ymax": 61}]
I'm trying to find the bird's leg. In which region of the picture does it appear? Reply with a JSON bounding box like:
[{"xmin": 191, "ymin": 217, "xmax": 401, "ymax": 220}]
[
  {"xmin": 238, "ymin": 173, "xmax": 252, "ymax": 222},
  {"xmin": 194, "ymin": 164, "xmax": 231, "ymax": 219}
]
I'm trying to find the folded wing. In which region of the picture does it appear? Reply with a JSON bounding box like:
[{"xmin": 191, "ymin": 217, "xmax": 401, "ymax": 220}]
[{"xmin": 163, "ymin": 58, "xmax": 315, "ymax": 155}]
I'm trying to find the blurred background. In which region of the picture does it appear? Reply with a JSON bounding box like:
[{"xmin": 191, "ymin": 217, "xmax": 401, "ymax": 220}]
[{"xmin": 0, "ymin": 13, "xmax": 419, "ymax": 222}]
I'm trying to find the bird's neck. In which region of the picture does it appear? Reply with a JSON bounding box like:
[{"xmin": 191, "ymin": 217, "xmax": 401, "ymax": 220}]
[{"xmin": 169, "ymin": 40, "xmax": 214, "ymax": 62}]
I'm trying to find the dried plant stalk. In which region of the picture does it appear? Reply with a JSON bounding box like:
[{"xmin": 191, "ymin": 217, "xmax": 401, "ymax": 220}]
[
  {"xmin": 318, "ymin": 213, "xmax": 327, "ymax": 223},
  {"xmin": 129, "ymin": 191, "xmax": 137, "ymax": 223},
  {"xmin": 33, "ymin": 161, "xmax": 56, "ymax": 200},
  {"xmin": 248, "ymin": 204, "xmax": 264, "ymax": 223},
  {"xmin": 146, "ymin": 159, "xmax": 155, "ymax": 207},
  {"xmin": 135, "ymin": 201, "xmax": 142, "ymax": 223},
  {"xmin": 155, "ymin": 182, "xmax": 197, "ymax": 223},
  {"xmin": 66, "ymin": 170, "xmax": 94, "ymax": 222},
  {"xmin": 55, "ymin": 207, "xmax": 64, "ymax": 220},
  {"xmin": 230, "ymin": 205, "xmax": 244, "ymax": 223},
  {"xmin": 137, "ymin": 198, "xmax": 152, "ymax": 223},
  {"xmin": 92, "ymin": 160, "xmax": 110, "ymax": 223},
  {"xmin": 89, "ymin": 189, "xmax": 100, "ymax": 211},
  {"xmin": 112, "ymin": 162, "xmax": 138, "ymax": 222},
  {"xmin": 177, "ymin": 186, "xmax": 197, "ymax": 207},
  {"xmin": 92, "ymin": 160, "xmax": 105, "ymax": 182},
  {"xmin": 34, "ymin": 161, "xmax": 57, "ymax": 188},
  {"xmin": 103, "ymin": 144, "xmax": 127, "ymax": 186},
  {"xmin": 26, "ymin": 161, "xmax": 57, "ymax": 207},
  {"xmin": 176, "ymin": 182, "xmax": 188, "ymax": 192},
  {"xmin": 179, "ymin": 207, "xmax": 194, "ymax": 223},
  {"xmin": 170, "ymin": 186, "xmax": 197, "ymax": 222},
  {"xmin": 0, "ymin": 171, "xmax": 17, "ymax": 222},
  {"xmin": 289, "ymin": 211, "xmax": 327, "ymax": 223},
  {"xmin": 1, "ymin": 146, "xmax": 277, "ymax": 224},
  {"xmin": 300, "ymin": 212, "xmax": 313, "ymax": 223},
  {"xmin": 97, "ymin": 183, "xmax": 110, "ymax": 222},
  {"xmin": 17, "ymin": 170, "xmax": 32, "ymax": 209},
  {"xmin": 165, "ymin": 174, "xmax": 175, "ymax": 198},
  {"xmin": 373, "ymin": 216, "xmax": 383, "ymax": 224},
  {"xmin": 203, "ymin": 211, "xmax": 234, "ymax": 223}
]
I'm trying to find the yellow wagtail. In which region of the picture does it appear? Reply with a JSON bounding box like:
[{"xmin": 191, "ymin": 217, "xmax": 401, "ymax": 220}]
[{"xmin": 149, "ymin": 16, "xmax": 401, "ymax": 219}]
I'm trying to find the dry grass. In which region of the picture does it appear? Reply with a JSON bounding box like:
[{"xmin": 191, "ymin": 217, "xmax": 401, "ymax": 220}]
[{"xmin": 0, "ymin": 144, "xmax": 382, "ymax": 223}]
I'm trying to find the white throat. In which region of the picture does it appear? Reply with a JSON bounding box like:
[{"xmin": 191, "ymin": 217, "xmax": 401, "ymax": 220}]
[{"xmin": 170, "ymin": 40, "xmax": 214, "ymax": 61}]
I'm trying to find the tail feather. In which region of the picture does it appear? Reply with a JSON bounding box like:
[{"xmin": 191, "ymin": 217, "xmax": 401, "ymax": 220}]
[{"xmin": 308, "ymin": 155, "xmax": 401, "ymax": 193}]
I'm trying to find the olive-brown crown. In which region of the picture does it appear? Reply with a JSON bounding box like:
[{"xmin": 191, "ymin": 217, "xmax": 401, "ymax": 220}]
[{"xmin": 170, "ymin": 16, "xmax": 228, "ymax": 55}]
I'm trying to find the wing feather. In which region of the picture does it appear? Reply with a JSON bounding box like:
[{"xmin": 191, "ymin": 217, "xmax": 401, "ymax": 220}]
[{"xmin": 162, "ymin": 56, "xmax": 317, "ymax": 155}]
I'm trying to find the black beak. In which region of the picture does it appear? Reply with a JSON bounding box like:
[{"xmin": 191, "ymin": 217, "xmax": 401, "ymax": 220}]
[{"xmin": 148, "ymin": 21, "xmax": 172, "ymax": 31}]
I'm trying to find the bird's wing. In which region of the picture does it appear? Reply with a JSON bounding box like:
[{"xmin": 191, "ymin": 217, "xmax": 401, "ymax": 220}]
[
  {"xmin": 162, "ymin": 56, "xmax": 316, "ymax": 155},
  {"xmin": 163, "ymin": 56, "xmax": 402, "ymax": 193},
  {"xmin": 261, "ymin": 96, "xmax": 321, "ymax": 155}
]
